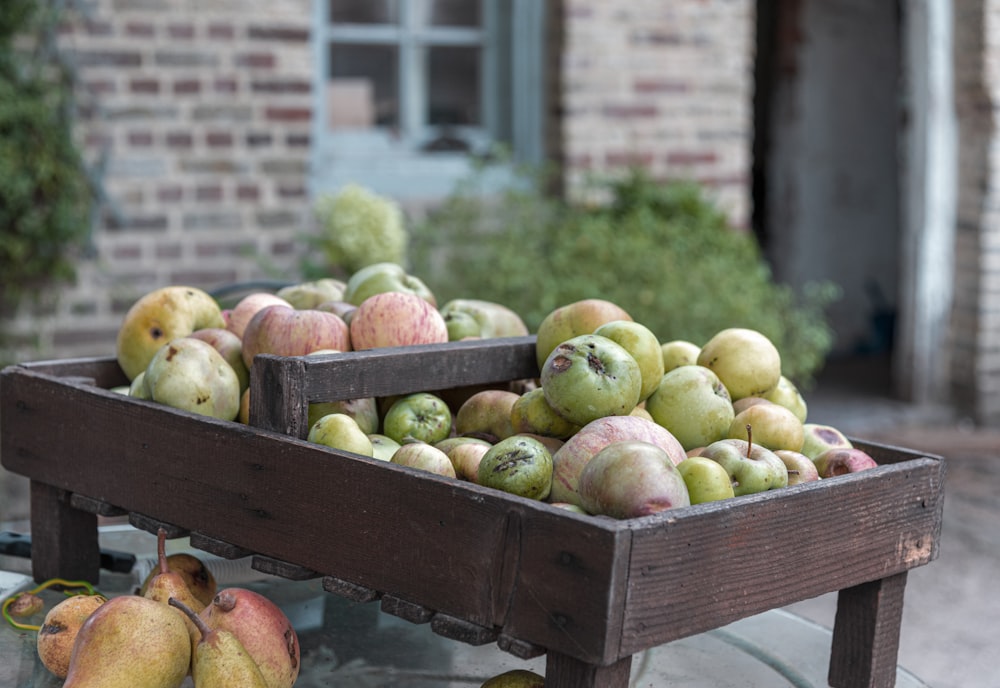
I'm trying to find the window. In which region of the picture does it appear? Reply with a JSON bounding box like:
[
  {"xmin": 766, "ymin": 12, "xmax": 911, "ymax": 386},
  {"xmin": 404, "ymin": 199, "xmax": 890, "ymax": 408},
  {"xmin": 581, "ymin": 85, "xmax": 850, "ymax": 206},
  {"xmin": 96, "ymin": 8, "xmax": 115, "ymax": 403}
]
[{"xmin": 311, "ymin": 0, "xmax": 547, "ymax": 202}]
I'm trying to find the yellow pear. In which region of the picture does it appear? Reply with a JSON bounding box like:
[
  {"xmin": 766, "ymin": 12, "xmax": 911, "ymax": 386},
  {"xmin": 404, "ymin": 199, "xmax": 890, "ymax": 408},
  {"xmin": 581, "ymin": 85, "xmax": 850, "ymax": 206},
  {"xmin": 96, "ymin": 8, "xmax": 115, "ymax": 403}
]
[
  {"xmin": 144, "ymin": 528, "xmax": 207, "ymax": 641},
  {"xmin": 169, "ymin": 598, "xmax": 269, "ymax": 688},
  {"xmin": 63, "ymin": 595, "xmax": 191, "ymax": 688},
  {"xmin": 116, "ymin": 285, "xmax": 225, "ymax": 380},
  {"xmin": 36, "ymin": 593, "xmax": 108, "ymax": 679}
]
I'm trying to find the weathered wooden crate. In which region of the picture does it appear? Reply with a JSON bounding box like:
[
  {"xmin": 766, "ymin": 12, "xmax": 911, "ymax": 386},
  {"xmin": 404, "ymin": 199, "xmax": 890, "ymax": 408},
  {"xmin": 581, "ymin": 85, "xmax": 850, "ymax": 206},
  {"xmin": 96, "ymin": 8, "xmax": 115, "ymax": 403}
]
[{"xmin": 0, "ymin": 336, "xmax": 946, "ymax": 688}]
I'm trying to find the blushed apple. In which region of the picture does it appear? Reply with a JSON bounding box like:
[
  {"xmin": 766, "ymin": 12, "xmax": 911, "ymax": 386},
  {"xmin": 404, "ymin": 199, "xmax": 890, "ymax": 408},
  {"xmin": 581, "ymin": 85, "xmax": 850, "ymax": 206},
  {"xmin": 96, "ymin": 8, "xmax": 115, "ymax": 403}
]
[
  {"xmin": 436, "ymin": 436, "xmax": 493, "ymax": 482},
  {"xmin": 241, "ymin": 305, "xmax": 351, "ymax": 368},
  {"xmin": 645, "ymin": 365, "xmax": 734, "ymax": 452},
  {"xmin": 116, "ymin": 285, "xmax": 226, "ymax": 380},
  {"xmin": 454, "ymin": 389, "xmax": 520, "ymax": 442},
  {"xmin": 677, "ymin": 455, "xmax": 736, "ymax": 504},
  {"xmin": 307, "ymin": 413, "xmax": 374, "ymax": 457},
  {"xmin": 577, "ymin": 441, "xmax": 690, "ymax": 518},
  {"xmin": 661, "ymin": 340, "xmax": 701, "ymax": 372},
  {"xmin": 382, "ymin": 392, "xmax": 453, "ymax": 445},
  {"xmin": 540, "ymin": 334, "xmax": 642, "ymax": 426},
  {"xmin": 343, "ymin": 262, "xmax": 437, "ymax": 307},
  {"xmin": 225, "ymin": 292, "xmax": 292, "ymax": 340},
  {"xmin": 774, "ymin": 449, "xmax": 821, "ymax": 485},
  {"xmin": 550, "ymin": 415, "xmax": 687, "ymax": 507},
  {"xmin": 697, "ymin": 327, "xmax": 782, "ymax": 400},
  {"xmin": 813, "ymin": 447, "xmax": 879, "ymax": 477},
  {"xmin": 593, "ymin": 320, "xmax": 664, "ymax": 402},
  {"xmin": 535, "ymin": 298, "xmax": 633, "ymax": 370},
  {"xmin": 699, "ymin": 438, "xmax": 788, "ymax": 496},
  {"xmin": 391, "ymin": 441, "xmax": 456, "ymax": 478},
  {"xmin": 349, "ymin": 291, "xmax": 449, "ymax": 350}
]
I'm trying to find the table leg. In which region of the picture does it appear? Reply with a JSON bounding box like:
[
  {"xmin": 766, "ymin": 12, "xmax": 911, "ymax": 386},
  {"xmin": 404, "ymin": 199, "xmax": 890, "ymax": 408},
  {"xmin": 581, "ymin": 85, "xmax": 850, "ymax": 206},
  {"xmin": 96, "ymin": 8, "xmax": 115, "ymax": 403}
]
[
  {"xmin": 545, "ymin": 651, "xmax": 632, "ymax": 687},
  {"xmin": 29, "ymin": 481, "xmax": 100, "ymax": 584},
  {"xmin": 828, "ymin": 571, "xmax": 908, "ymax": 688}
]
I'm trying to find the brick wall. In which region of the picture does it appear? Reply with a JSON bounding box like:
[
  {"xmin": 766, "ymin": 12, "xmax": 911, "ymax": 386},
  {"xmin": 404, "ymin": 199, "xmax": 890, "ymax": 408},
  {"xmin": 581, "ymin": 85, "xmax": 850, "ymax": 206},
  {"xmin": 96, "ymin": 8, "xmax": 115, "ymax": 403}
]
[
  {"xmin": 557, "ymin": 0, "xmax": 756, "ymax": 228},
  {"xmin": 953, "ymin": 1, "xmax": 1000, "ymax": 423},
  {"xmin": 3, "ymin": 0, "xmax": 313, "ymax": 364}
]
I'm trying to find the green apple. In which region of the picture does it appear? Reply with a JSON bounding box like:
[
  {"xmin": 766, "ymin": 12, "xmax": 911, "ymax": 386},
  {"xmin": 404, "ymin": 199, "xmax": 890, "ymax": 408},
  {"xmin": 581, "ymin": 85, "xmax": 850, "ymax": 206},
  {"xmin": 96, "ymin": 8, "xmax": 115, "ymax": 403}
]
[
  {"xmin": 477, "ymin": 435, "xmax": 553, "ymax": 500},
  {"xmin": 117, "ymin": 285, "xmax": 226, "ymax": 381},
  {"xmin": 727, "ymin": 401, "xmax": 805, "ymax": 452},
  {"xmin": 343, "ymin": 262, "xmax": 436, "ymax": 307},
  {"xmin": 813, "ymin": 447, "xmax": 878, "ymax": 477},
  {"xmin": 454, "ymin": 389, "xmax": 520, "ymax": 442},
  {"xmin": 697, "ymin": 328, "xmax": 782, "ymax": 400},
  {"xmin": 509, "ymin": 387, "xmax": 581, "ymax": 440},
  {"xmin": 774, "ymin": 449, "xmax": 820, "ymax": 485},
  {"xmin": 382, "ymin": 392, "xmax": 453, "ymax": 445},
  {"xmin": 443, "ymin": 310, "xmax": 482, "ymax": 341},
  {"xmin": 540, "ymin": 334, "xmax": 642, "ymax": 426},
  {"xmin": 801, "ymin": 423, "xmax": 853, "ymax": 460},
  {"xmin": 276, "ymin": 278, "xmax": 346, "ymax": 309},
  {"xmin": 368, "ymin": 433, "xmax": 400, "ymax": 461},
  {"xmin": 763, "ymin": 375, "xmax": 808, "ymax": 423},
  {"xmin": 660, "ymin": 339, "xmax": 701, "ymax": 372},
  {"xmin": 438, "ymin": 299, "xmax": 529, "ymax": 339},
  {"xmin": 593, "ymin": 320, "xmax": 664, "ymax": 402},
  {"xmin": 645, "ymin": 365, "xmax": 734, "ymax": 452},
  {"xmin": 677, "ymin": 455, "xmax": 736, "ymax": 504},
  {"xmin": 143, "ymin": 337, "xmax": 241, "ymax": 421},
  {"xmin": 535, "ymin": 299, "xmax": 633, "ymax": 370},
  {"xmin": 699, "ymin": 438, "xmax": 788, "ymax": 496},
  {"xmin": 577, "ymin": 440, "xmax": 691, "ymax": 518},
  {"xmin": 308, "ymin": 413, "xmax": 374, "ymax": 457},
  {"xmin": 390, "ymin": 441, "xmax": 456, "ymax": 478}
]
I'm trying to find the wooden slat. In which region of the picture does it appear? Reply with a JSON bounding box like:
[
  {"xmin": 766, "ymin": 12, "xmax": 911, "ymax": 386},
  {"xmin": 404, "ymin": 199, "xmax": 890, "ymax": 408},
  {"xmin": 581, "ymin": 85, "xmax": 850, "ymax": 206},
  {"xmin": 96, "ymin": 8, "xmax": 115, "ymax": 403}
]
[
  {"xmin": 617, "ymin": 457, "xmax": 944, "ymax": 656},
  {"xmin": 189, "ymin": 532, "xmax": 254, "ymax": 559},
  {"xmin": 252, "ymin": 555, "xmax": 320, "ymax": 580}
]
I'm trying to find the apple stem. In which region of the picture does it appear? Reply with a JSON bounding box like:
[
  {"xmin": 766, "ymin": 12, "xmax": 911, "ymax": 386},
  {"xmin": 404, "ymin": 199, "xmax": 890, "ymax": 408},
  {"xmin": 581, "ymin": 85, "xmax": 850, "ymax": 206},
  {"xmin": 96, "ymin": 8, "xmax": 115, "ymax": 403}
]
[{"xmin": 746, "ymin": 424, "xmax": 753, "ymax": 455}]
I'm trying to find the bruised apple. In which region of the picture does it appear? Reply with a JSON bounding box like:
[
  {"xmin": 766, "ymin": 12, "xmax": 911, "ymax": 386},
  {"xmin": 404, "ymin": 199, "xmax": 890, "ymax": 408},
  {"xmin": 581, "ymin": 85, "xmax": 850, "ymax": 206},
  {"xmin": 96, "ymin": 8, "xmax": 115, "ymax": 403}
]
[
  {"xmin": 578, "ymin": 441, "xmax": 690, "ymax": 518},
  {"xmin": 813, "ymin": 447, "xmax": 879, "ymax": 477}
]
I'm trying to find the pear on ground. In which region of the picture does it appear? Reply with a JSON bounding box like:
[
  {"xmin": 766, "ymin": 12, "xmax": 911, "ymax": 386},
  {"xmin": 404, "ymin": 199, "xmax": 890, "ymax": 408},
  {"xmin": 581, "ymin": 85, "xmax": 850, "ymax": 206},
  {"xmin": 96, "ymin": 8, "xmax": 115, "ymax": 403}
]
[
  {"xmin": 63, "ymin": 595, "xmax": 191, "ymax": 688},
  {"xmin": 144, "ymin": 528, "xmax": 207, "ymax": 641},
  {"xmin": 198, "ymin": 588, "xmax": 300, "ymax": 688},
  {"xmin": 169, "ymin": 597, "xmax": 269, "ymax": 688},
  {"xmin": 36, "ymin": 593, "xmax": 108, "ymax": 679}
]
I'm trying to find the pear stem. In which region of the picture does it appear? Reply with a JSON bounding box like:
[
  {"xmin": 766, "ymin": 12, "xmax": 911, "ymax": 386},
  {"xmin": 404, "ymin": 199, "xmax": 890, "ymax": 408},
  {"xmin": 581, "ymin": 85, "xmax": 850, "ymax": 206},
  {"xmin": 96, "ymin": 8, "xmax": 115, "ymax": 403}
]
[
  {"xmin": 746, "ymin": 424, "xmax": 754, "ymax": 455},
  {"xmin": 157, "ymin": 527, "xmax": 169, "ymax": 575},
  {"xmin": 168, "ymin": 597, "xmax": 210, "ymax": 641}
]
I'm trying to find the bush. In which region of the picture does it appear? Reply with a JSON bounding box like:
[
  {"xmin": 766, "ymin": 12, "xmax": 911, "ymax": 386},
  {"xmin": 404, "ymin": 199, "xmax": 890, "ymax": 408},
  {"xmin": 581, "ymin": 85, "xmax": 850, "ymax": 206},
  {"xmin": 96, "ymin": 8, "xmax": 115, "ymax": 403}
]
[{"xmin": 410, "ymin": 166, "xmax": 839, "ymax": 388}]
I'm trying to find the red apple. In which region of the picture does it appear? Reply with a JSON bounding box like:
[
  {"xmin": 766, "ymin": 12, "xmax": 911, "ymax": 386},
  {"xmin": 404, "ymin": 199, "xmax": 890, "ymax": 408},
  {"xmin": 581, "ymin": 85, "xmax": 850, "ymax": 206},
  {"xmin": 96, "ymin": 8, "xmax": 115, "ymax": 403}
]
[
  {"xmin": 813, "ymin": 447, "xmax": 879, "ymax": 477},
  {"xmin": 241, "ymin": 305, "xmax": 351, "ymax": 368},
  {"xmin": 226, "ymin": 292, "xmax": 292, "ymax": 339},
  {"xmin": 349, "ymin": 291, "xmax": 449, "ymax": 350}
]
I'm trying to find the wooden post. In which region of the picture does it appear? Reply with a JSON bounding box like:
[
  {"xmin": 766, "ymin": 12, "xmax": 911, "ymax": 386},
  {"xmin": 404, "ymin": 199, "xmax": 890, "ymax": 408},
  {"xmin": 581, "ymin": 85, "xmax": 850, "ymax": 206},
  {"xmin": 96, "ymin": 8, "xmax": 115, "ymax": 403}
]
[
  {"xmin": 828, "ymin": 572, "xmax": 908, "ymax": 688},
  {"xmin": 29, "ymin": 481, "xmax": 100, "ymax": 584},
  {"xmin": 546, "ymin": 651, "xmax": 632, "ymax": 688}
]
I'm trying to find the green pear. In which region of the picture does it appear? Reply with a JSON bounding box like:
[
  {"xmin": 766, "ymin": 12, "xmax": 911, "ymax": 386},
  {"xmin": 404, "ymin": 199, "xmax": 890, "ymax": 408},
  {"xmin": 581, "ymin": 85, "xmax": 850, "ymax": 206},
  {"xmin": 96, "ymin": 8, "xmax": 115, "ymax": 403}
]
[
  {"xmin": 368, "ymin": 433, "xmax": 401, "ymax": 461},
  {"xmin": 169, "ymin": 598, "xmax": 269, "ymax": 688},
  {"xmin": 63, "ymin": 595, "xmax": 191, "ymax": 688},
  {"xmin": 308, "ymin": 413, "xmax": 375, "ymax": 457},
  {"xmin": 697, "ymin": 327, "xmax": 782, "ymax": 400},
  {"xmin": 143, "ymin": 337, "xmax": 242, "ymax": 421}
]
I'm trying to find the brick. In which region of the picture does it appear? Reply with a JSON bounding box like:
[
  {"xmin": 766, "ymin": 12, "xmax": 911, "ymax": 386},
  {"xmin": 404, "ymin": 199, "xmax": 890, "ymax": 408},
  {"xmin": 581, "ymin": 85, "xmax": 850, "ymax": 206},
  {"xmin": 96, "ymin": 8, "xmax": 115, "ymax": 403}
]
[
  {"xmin": 256, "ymin": 210, "xmax": 303, "ymax": 229},
  {"xmin": 170, "ymin": 269, "xmax": 239, "ymax": 286},
  {"xmin": 167, "ymin": 24, "xmax": 195, "ymax": 40},
  {"xmin": 191, "ymin": 105, "xmax": 254, "ymax": 122},
  {"xmin": 206, "ymin": 132, "xmax": 234, "ymax": 147},
  {"xmin": 235, "ymin": 52, "xmax": 276, "ymax": 69},
  {"xmin": 237, "ymin": 184, "xmax": 261, "ymax": 201},
  {"xmin": 166, "ymin": 132, "xmax": 194, "ymax": 148},
  {"xmin": 265, "ymin": 106, "xmax": 311, "ymax": 122},
  {"xmin": 154, "ymin": 51, "xmax": 219, "ymax": 68},
  {"xmin": 286, "ymin": 133, "xmax": 310, "ymax": 147},
  {"xmin": 634, "ymin": 79, "xmax": 689, "ymax": 94},
  {"xmin": 247, "ymin": 26, "xmax": 310, "ymax": 42},
  {"xmin": 208, "ymin": 23, "xmax": 236, "ymax": 40},
  {"xmin": 196, "ymin": 185, "xmax": 224, "ymax": 202},
  {"xmin": 277, "ymin": 185, "xmax": 306, "ymax": 198},
  {"xmin": 84, "ymin": 20, "xmax": 114, "ymax": 36},
  {"xmin": 606, "ymin": 151, "xmax": 654, "ymax": 167},
  {"xmin": 179, "ymin": 159, "xmax": 251, "ymax": 175},
  {"xmin": 157, "ymin": 185, "xmax": 184, "ymax": 202},
  {"xmin": 125, "ymin": 21, "xmax": 155, "ymax": 37},
  {"xmin": 112, "ymin": 244, "xmax": 143, "ymax": 259},
  {"xmin": 155, "ymin": 243, "xmax": 183, "ymax": 259},
  {"xmin": 250, "ymin": 79, "xmax": 311, "ymax": 94},
  {"xmin": 182, "ymin": 212, "xmax": 243, "ymax": 230},
  {"xmin": 127, "ymin": 131, "xmax": 154, "ymax": 147},
  {"xmin": 214, "ymin": 77, "xmax": 239, "ymax": 94},
  {"xmin": 116, "ymin": 214, "xmax": 169, "ymax": 231},
  {"xmin": 83, "ymin": 79, "xmax": 117, "ymax": 95},
  {"xmin": 270, "ymin": 239, "xmax": 296, "ymax": 255},
  {"xmin": 195, "ymin": 241, "xmax": 256, "ymax": 257},
  {"xmin": 246, "ymin": 133, "xmax": 273, "ymax": 147},
  {"xmin": 173, "ymin": 79, "xmax": 202, "ymax": 95},
  {"xmin": 129, "ymin": 79, "xmax": 160, "ymax": 94},
  {"xmin": 666, "ymin": 150, "xmax": 718, "ymax": 165},
  {"xmin": 602, "ymin": 104, "xmax": 659, "ymax": 118},
  {"xmin": 260, "ymin": 159, "xmax": 308, "ymax": 175},
  {"xmin": 71, "ymin": 50, "xmax": 142, "ymax": 68}
]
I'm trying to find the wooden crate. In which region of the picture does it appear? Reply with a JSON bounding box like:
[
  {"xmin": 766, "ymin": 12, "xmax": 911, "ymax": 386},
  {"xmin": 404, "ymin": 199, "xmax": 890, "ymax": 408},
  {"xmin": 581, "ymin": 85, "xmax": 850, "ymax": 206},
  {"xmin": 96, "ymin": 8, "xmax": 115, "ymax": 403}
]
[{"xmin": 0, "ymin": 336, "xmax": 946, "ymax": 688}]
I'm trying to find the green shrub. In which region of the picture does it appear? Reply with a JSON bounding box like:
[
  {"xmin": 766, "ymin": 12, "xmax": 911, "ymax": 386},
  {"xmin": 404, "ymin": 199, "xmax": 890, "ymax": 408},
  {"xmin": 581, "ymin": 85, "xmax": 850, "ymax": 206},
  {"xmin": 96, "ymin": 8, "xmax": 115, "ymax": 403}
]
[
  {"xmin": 411, "ymin": 166, "xmax": 839, "ymax": 388},
  {"xmin": 0, "ymin": 1, "xmax": 93, "ymax": 316}
]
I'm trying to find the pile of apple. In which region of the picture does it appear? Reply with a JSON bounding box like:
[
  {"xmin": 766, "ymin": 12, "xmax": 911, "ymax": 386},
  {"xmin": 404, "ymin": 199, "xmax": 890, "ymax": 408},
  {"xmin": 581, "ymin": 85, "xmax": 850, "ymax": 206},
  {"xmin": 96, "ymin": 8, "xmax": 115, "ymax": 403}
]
[{"xmin": 112, "ymin": 265, "xmax": 876, "ymax": 521}]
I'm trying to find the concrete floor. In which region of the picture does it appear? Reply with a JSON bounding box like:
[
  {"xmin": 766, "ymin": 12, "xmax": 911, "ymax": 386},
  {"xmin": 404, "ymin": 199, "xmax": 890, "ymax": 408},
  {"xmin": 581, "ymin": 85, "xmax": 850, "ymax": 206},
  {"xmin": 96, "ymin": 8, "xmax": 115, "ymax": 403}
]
[{"xmin": 2, "ymin": 354, "xmax": 997, "ymax": 687}]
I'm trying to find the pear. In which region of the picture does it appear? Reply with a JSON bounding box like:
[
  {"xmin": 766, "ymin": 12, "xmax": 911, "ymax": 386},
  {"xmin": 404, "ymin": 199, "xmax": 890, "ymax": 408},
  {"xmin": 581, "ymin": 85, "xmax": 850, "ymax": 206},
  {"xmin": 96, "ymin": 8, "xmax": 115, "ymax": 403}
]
[
  {"xmin": 481, "ymin": 669, "xmax": 546, "ymax": 687},
  {"xmin": 140, "ymin": 548, "xmax": 217, "ymax": 608},
  {"xmin": 144, "ymin": 528, "xmax": 207, "ymax": 640},
  {"xmin": 199, "ymin": 588, "xmax": 300, "ymax": 688},
  {"xmin": 36, "ymin": 593, "xmax": 108, "ymax": 679},
  {"xmin": 169, "ymin": 597, "xmax": 269, "ymax": 688},
  {"xmin": 63, "ymin": 595, "xmax": 191, "ymax": 688}
]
